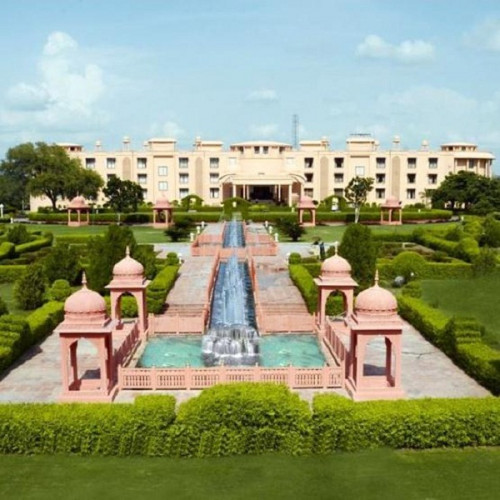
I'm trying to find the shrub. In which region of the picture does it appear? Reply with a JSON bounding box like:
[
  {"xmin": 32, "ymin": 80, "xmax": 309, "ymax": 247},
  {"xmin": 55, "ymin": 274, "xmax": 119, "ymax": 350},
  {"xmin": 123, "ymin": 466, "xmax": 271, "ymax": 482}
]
[
  {"xmin": 176, "ymin": 383, "xmax": 312, "ymax": 457},
  {"xmin": 277, "ymin": 216, "xmax": 305, "ymax": 242},
  {"xmin": 288, "ymin": 252, "xmax": 302, "ymax": 264},
  {"xmin": 392, "ymin": 251, "xmax": 427, "ymax": 281},
  {"xmin": 43, "ymin": 243, "xmax": 81, "ymax": 284},
  {"xmin": 0, "ymin": 315, "xmax": 30, "ymax": 371},
  {"xmin": 289, "ymin": 264, "xmax": 317, "ymax": 314},
  {"xmin": 47, "ymin": 279, "xmax": 72, "ymax": 302},
  {"xmin": 15, "ymin": 232, "xmax": 53, "ymax": 255},
  {"xmin": 455, "ymin": 237, "xmax": 480, "ymax": 262},
  {"xmin": 104, "ymin": 295, "xmax": 138, "ymax": 318},
  {"xmin": 312, "ymin": 395, "xmax": 500, "ymax": 453},
  {"xmin": 472, "ymin": 247, "xmax": 498, "ymax": 277},
  {"xmin": 14, "ymin": 262, "xmax": 47, "ymax": 310},
  {"xmin": 146, "ymin": 265, "xmax": 180, "ymax": 314},
  {"xmin": 481, "ymin": 215, "xmax": 500, "ymax": 248},
  {"xmin": 166, "ymin": 252, "xmax": 180, "ymax": 265},
  {"xmin": 6, "ymin": 225, "xmax": 32, "ymax": 245},
  {"xmin": 26, "ymin": 301, "xmax": 64, "ymax": 343},
  {"xmin": 0, "ymin": 265, "xmax": 27, "ymax": 283},
  {"xmin": 0, "ymin": 241, "xmax": 15, "ymax": 260},
  {"xmin": 401, "ymin": 281, "xmax": 422, "ymax": 298}
]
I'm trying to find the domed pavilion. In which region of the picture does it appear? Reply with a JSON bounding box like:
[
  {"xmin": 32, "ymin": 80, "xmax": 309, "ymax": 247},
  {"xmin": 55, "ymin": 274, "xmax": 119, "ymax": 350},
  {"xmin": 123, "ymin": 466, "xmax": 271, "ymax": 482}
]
[
  {"xmin": 297, "ymin": 196, "xmax": 316, "ymax": 226},
  {"xmin": 345, "ymin": 271, "xmax": 404, "ymax": 400},
  {"xmin": 67, "ymin": 196, "xmax": 90, "ymax": 227},
  {"xmin": 56, "ymin": 273, "xmax": 117, "ymax": 402},
  {"xmin": 380, "ymin": 195, "xmax": 402, "ymax": 225},
  {"xmin": 153, "ymin": 197, "xmax": 173, "ymax": 228}
]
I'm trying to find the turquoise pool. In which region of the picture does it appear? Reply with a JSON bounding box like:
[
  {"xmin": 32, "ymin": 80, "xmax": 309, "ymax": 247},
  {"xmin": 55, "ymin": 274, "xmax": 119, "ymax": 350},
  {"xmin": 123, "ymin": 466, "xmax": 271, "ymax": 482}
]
[{"xmin": 137, "ymin": 334, "xmax": 326, "ymax": 368}]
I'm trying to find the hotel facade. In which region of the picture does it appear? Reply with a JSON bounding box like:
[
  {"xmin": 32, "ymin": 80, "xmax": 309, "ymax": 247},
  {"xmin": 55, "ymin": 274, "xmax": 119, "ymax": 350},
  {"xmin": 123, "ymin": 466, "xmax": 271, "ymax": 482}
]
[{"xmin": 46, "ymin": 135, "xmax": 494, "ymax": 210}]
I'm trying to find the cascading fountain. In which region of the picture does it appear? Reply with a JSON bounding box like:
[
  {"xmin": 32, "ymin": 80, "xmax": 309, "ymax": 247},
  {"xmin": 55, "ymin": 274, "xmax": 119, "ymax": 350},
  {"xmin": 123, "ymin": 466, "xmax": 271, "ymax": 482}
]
[{"xmin": 202, "ymin": 220, "xmax": 260, "ymax": 366}]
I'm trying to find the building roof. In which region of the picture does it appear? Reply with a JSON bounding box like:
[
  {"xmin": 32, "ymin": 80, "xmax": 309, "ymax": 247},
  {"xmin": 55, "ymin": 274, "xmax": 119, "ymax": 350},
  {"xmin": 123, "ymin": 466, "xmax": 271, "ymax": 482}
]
[
  {"xmin": 64, "ymin": 273, "xmax": 107, "ymax": 324},
  {"xmin": 355, "ymin": 272, "xmax": 397, "ymax": 315},
  {"xmin": 147, "ymin": 137, "xmax": 177, "ymax": 143},
  {"xmin": 68, "ymin": 196, "xmax": 89, "ymax": 209},
  {"xmin": 230, "ymin": 141, "xmax": 292, "ymax": 147},
  {"xmin": 382, "ymin": 196, "xmax": 401, "ymax": 208},
  {"xmin": 112, "ymin": 247, "xmax": 144, "ymax": 280},
  {"xmin": 154, "ymin": 197, "xmax": 172, "ymax": 209},
  {"xmin": 321, "ymin": 254, "xmax": 352, "ymax": 277},
  {"xmin": 297, "ymin": 196, "xmax": 316, "ymax": 209}
]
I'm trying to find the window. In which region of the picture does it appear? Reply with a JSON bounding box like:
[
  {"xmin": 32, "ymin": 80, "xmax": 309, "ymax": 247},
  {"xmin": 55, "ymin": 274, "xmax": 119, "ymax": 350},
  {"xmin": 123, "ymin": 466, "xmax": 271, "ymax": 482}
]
[
  {"xmin": 355, "ymin": 166, "xmax": 365, "ymax": 177},
  {"xmin": 210, "ymin": 158, "xmax": 219, "ymax": 169},
  {"xmin": 468, "ymin": 159, "xmax": 477, "ymax": 169},
  {"xmin": 210, "ymin": 173, "xmax": 219, "ymax": 184},
  {"xmin": 254, "ymin": 146, "xmax": 260, "ymax": 154},
  {"xmin": 142, "ymin": 189, "xmax": 148, "ymax": 198},
  {"xmin": 137, "ymin": 174, "xmax": 147, "ymax": 185},
  {"xmin": 407, "ymin": 158, "xmax": 417, "ymax": 169},
  {"xmin": 305, "ymin": 173, "xmax": 314, "ymax": 183},
  {"xmin": 304, "ymin": 188, "xmax": 313, "ymax": 198},
  {"xmin": 137, "ymin": 158, "xmax": 147, "ymax": 169},
  {"xmin": 305, "ymin": 158, "xmax": 314, "ymax": 168},
  {"xmin": 85, "ymin": 158, "xmax": 95, "ymax": 170},
  {"xmin": 158, "ymin": 181, "xmax": 168, "ymax": 191},
  {"xmin": 179, "ymin": 188, "xmax": 189, "ymax": 199},
  {"xmin": 428, "ymin": 174, "xmax": 438, "ymax": 185},
  {"xmin": 210, "ymin": 188, "xmax": 220, "ymax": 199},
  {"xmin": 407, "ymin": 173, "xmax": 416, "ymax": 184},
  {"xmin": 334, "ymin": 188, "xmax": 344, "ymax": 197},
  {"xmin": 229, "ymin": 157, "xmax": 237, "ymax": 167},
  {"xmin": 376, "ymin": 157, "xmax": 386, "ymax": 169},
  {"xmin": 179, "ymin": 157, "xmax": 189, "ymax": 168},
  {"xmin": 376, "ymin": 188, "xmax": 385, "ymax": 199},
  {"xmin": 106, "ymin": 158, "xmax": 116, "ymax": 169},
  {"xmin": 429, "ymin": 158, "xmax": 438, "ymax": 169},
  {"xmin": 334, "ymin": 173, "xmax": 344, "ymax": 183},
  {"xmin": 158, "ymin": 166, "xmax": 168, "ymax": 176},
  {"xmin": 179, "ymin": 173, "xmax": 189, "ymax": 184},
  {"xmin": 376, "ymin": 173, "xmax": 385, "ymax": 183},
  {"xmin": 334, "ymin": 157, "xmax": 344, "ymax": 168},
  {"xmin": 263, "ymin": 146, "xmax": 269, "ymax": 154},
  {"xmin": 406, "ymin": 189, "xmax": 416, "ymax": 199}
]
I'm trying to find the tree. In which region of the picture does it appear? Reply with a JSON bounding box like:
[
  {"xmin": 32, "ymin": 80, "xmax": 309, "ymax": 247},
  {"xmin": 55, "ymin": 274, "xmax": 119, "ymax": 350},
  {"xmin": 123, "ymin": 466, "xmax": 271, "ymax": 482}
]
[
  {"xmin": 103, "ymin": 176, "xmax": 144, "ymax": 214},
  {"xmin": 392, "ymin": 251, "xmax": 426, "ymax": 281},
  {"xmin": 14, "ymin": 263, "xmax": 47, "ymax": 310},
  {"xmin": 43, "ymin": 243, "xmax": 81, "ymax": 284},
  {"xmin": 481, "ymin": 214, "xmax": 500, "ymax": 248},
  {"xmin": 0, "ymin": 142, "xmax": 103, "ymax": 210},
  {"xmin": 277, "ymin": 216, "xmax": 305, "ymax": 242},
  {"xmin": 86, "ymin": 225, "xmax": 137, "ymax": 293},
  {"xmin": 431, "ymin": 171, "xmax": 500, "ymax": 212},
  {"xmin": 165, "ymin": 216, "xmax": 194, "ymax": 242},
  {"xmin": 339, "ymin": 224, "xmax": 377, "ymax": 289},
  {"xmin": 344, "ymin": 176, "xmax": 374, "ymax": 223}
]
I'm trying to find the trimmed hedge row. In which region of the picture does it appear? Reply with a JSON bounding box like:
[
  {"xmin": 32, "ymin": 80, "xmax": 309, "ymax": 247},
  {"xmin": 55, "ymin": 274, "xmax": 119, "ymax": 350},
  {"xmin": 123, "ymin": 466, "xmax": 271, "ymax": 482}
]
[
  {"xmin": 0, "ymin": 302, "xmax": 64, "ymax": 373},
  {"xmin": 146, "ymin": 265, "xmax": 180, "ymax": 314},
  {"xmin": 379, "ymin": 260, "xmax": 473, "ymax": 280},
  {"xmin": 0, "ymin": 265, "xmax": 27, "ymax": 282},
  {"xmin": 55, "ymin": 234, "xmax": 92, "ymax": 245},
  {"xmin": 0, "ymin": 385, "xmax": 498, "ymax": 457},
  {"xmin": 289, "ymin": 264, "xmax": 318, "ymax": 314},
  {"xmin": 398, "ymin": 296, "xmax": 500, "ymax": 394},
  {"xmin": 15, "ymin": 233, "xmax": 53, "ymax": 255},
  {"xmin": 0, "ymin": 242, "xmax": 15, "ymax": 260},
  {"xmin": 312, "ymin": 394, "xmax": 500, "ymax": 453}
]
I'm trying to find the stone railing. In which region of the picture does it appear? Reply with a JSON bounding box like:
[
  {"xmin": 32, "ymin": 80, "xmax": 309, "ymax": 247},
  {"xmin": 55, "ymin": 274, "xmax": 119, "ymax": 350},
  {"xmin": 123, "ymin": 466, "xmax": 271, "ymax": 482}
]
[
  {"xmin": 323, "ymin": 319, "xmax": 348, "ymax": 366},
  {"xmin": 118, "ymin": 363, "xmax": 343, "ymax": 391},
  {"xmin": 114, "ymin": 321, "xmax": 141, "ymax": 367}
]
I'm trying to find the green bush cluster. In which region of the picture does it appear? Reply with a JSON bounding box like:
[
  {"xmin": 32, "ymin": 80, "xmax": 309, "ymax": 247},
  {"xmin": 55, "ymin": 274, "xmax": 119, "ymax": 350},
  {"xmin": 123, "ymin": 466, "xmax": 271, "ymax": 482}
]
[
  {"xmin": 0, "ymin": 385, "xmax": 498, "ymax": 458},
  {"xmin": 379, "ymin": 260, "xmax": 472, "ymax": 280},
  {"xmin": 312, "ymin": 395, "xmax": 500, "ymax": 453},
  {"xmin": 146, "ymin": 265, "xmax": 180, "ymax": 314},
  {"xmin": 398, "ymin": 296, "xmax": 500, "ymax": 394},
  {"xmin": 288, "ymin": 252, "xmax": 302, "ymax": 264},
  {"xmin": 0, "ymin": 265, "xmax": 27, "ymax": 282},
  {"xmin": 55, "ymin": 235, "xmax": 92, "ymax": 245},
  {"xmin": 289, "ymin": 264, "xmax": 317, "ymax": 314},
  {"xmin": 0, "ymin": 302, "xmax": 64, "ymax": 373},
  {"xmin": 401, "ymin": 281, "xmax": 422, "ymax": 298},
  {"xmin": 15, "ymin": 233, "xmax": 53, "ymax": 255},
  {"xmin": 0, "ymin": 242, "xmax": 15, "ymax": 260},
  {"xmin": 392, "ymin": 251, "xmax": 427, "ymax": 281},
  {"xmin": 165, "ymin": 252, "xmax": 180, "ymax": 266},
  {"xmin": 46, "ymin": 280, "xmax": 72, "ymax": 302}
]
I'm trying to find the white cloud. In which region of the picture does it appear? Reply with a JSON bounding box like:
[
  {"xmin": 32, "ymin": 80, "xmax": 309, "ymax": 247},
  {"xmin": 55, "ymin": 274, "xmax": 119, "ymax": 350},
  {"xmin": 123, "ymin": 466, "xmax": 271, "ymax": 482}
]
[
  {"xmin": 356, "ymin": 35, "xmax": 435, "ymax": 63},
  {"xmin": 162, "ymin": 121, "xmax": 185, "ymax": 138},
  {"xmin": 245, "ymin": 89, "xmax": 277, "ymax": 102},
  {"xmin": 249, "ymin": 123, "xmax": 278, "ymax": 138},
  {"xmin": 464, "ymin": 18, "xmax": 500, "ymax": 51},
  {"xmin": 1, "ymin": 31, "xmax": 108, "ymax": 135}
]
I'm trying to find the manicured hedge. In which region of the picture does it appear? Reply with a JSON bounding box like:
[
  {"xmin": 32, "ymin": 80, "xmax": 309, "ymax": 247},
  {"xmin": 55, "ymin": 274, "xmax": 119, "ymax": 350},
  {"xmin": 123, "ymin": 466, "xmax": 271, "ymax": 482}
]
[
  {"xmin": 15, "ymin": 233, "xmax": 53, "ymax": 255},
  {"xmin": 0, "ymin": 265, "xmax": 27, "ymax": 282},
  {"xmin": 289, "ymin": 264, "xmax": 318, "ymax": 314},
  {"xmin": 312, "ymin": 394, "xmax": 500, "ymax": 453},
  {"xmin": 26, "ymin": 301, "xmax": 64, "ymax": 344},
  {"xmin": 0, "ymin": 394, "xmax": 177, "ymax": 456},
  {"xmin": 146, "ymin": 265, "xmax": 180, "ymax": 314},
  {"xmin": 0, "ymin": 242, "xmax": 15, "ymax": 260},
  {"xmin": 398, "ymin": 296, "xmax": 500, "ymax": 394},
  {"xmin": 55, "ymin": 235, "xmax": 92, "ymax": 245},
  {"xmin": 379, "ymin": 260, "xmax": 473, "ymax": 280}
]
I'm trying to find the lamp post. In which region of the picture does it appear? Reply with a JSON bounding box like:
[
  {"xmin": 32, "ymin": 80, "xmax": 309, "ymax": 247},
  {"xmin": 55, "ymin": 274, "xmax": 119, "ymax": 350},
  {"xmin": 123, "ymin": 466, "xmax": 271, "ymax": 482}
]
[{"xmin": 0, "ymin": 204, "xmax": 4, "ymax": 219}]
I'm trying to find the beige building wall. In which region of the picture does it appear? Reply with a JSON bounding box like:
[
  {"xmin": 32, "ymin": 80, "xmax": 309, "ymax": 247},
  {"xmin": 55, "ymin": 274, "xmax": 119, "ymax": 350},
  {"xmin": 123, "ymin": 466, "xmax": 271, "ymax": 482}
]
[{"xmin": 30, "ymin": 135, "xmax": 494, "ymax": 210}]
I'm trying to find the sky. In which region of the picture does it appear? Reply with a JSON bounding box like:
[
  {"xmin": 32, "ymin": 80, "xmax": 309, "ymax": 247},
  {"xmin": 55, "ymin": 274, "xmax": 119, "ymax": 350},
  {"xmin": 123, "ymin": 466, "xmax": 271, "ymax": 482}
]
[{"xmin": 1, "ymin": 0, "xmax": 500, "ymax": 172}]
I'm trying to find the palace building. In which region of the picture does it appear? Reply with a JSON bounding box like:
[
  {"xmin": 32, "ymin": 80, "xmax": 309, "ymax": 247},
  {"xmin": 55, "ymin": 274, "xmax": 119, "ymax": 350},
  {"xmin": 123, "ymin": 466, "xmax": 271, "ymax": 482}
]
[{"xmin": 40, "ymin": 134, "xmax": 494, "ymax": 209}]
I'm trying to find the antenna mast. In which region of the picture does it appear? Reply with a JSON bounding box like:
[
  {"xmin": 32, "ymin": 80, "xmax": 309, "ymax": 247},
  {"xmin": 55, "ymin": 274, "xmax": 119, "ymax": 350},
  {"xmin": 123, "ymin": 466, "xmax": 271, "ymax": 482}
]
[{"xmin": 292, "ymin": 114, "xmax": 299, "ymax": 149}]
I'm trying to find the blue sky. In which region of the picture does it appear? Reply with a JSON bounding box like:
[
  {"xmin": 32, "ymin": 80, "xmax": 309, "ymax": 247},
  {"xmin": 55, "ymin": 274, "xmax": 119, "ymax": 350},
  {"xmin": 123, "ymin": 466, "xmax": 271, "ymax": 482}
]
[{"xmin": 1, "ymin": 0, "xmax": 500, "ymax": 172}]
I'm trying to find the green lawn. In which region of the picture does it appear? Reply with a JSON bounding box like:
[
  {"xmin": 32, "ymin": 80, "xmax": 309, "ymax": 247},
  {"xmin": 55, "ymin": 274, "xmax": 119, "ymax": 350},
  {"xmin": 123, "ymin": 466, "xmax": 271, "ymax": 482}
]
[
  {"xmin": 0, "ymin": 283, "xmax": 29, "ymax": 317},
  {"xmin": 34, "ymin": 224, "xmax": 172, "ymax": 244},
  {"xmin": 290, "ymin": 222, "xmax": 458, "ymax": 243},
  {"xmin": 421, "ymin": 275, "xmax": 500, "ymax": 349},
  {"xmin": 0, "ymin": 448, "xmax": 498, "ymax": 499}
]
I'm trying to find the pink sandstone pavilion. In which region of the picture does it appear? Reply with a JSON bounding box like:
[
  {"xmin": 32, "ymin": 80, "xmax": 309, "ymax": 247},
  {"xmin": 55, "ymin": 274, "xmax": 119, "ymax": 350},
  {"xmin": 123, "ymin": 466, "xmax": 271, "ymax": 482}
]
[
  {"xmin": 297, "ymin": 195, "xmax": 317, "ymax": 227},
  {"xmin": 67, "ymin": 196, "xmax": 90, "ymax": 227}
]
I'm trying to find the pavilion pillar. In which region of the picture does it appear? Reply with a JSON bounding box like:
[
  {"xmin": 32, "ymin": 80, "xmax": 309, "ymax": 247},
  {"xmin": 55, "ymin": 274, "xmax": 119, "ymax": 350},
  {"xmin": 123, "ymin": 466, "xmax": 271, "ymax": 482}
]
[
  {"xmin": 232, "ymin": 184, "xmax": 236, "ymax": 197},
  {"xmin": 385, "ymin": 337, "xmax": 392, "ymax": 379},
  {"xmin": 288, "ymin": 184, "xmax": 292, "ymax": 206}
]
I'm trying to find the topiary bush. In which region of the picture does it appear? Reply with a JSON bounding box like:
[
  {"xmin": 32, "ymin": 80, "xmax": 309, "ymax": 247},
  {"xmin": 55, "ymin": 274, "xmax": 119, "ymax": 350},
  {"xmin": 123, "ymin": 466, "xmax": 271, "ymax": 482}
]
[
  {"xmin": 146, "ymin": 265, "xmax": 180, "ymax": 314},
  {"xmin": 289, "ymin": 264, "xmax": 317, "ymax": 314},
  {"xmin": 47, "ymin": 279, "xmax": 72, "ymax": 302},
  {"xmin": 166, "ymin": 252, "xmax": 180, "ymax": 266},
  {"xmin": 392, "ymin": 251, "xmax": 427, "ymax": 281},
  {"xmin": 14, "ymin": 262, "xmax": 47, "ymax": 310},
  {"xmin": 288, "ymin": 252, "xmax": 302, "ymax": 264}
]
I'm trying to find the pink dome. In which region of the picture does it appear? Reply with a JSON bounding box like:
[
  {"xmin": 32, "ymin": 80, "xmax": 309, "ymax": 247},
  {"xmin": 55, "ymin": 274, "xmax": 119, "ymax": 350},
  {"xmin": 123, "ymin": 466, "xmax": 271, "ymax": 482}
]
[
  {"xmin": 355, "ymin": 274, "xmax": 397, "ymax": 315},
  {"xmin": 154, "ymin": 197, "xmax": 172, "ymax": 210},
  {"xmin": 297, "ymin": 196, "xmax": 316, "ymax": 209},
  {"xmin": 68, "ymin": 196, "xmax": 89, "ymax": 209},
  {"xmin": 64, "ymin": 274, "xmax": 107, "ymax": 323},
  {"xmin": 112, "ymin": 247, "xmax": 144, "ymax": 280},
  {"xmin": 321, "ymin": 254, "xmax": 352, "ymax": 277},
  {"xmin": 383, "ymin": 196, "xmax": 401, "ymax": 208}
]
